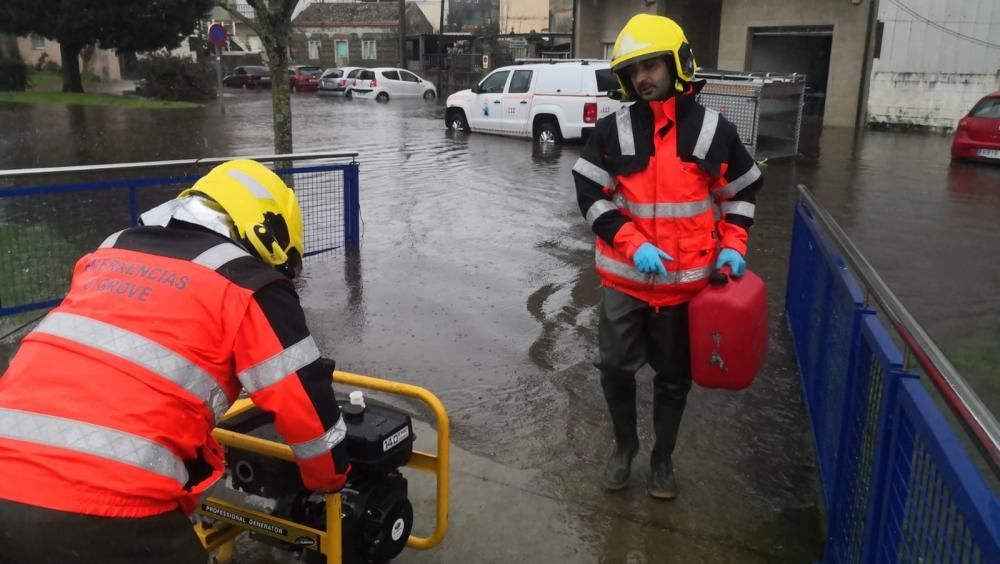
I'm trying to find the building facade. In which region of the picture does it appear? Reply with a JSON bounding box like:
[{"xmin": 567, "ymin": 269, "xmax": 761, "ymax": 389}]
[
  {"xmin": 290, "ymin": 2, "xmax": 434, "ymax": 68},
  {"xmin": 16, "ymin": 35, "xmax": 122, "ymax": 81},
  {"xmin": 448, "ymin": 0, "xmax": 501, "ymax": 32},
  {"xmin": 574, "ymin": 0, "xmax": 880, "ymax": 129},
  {"xmin": 868, "ymin": 0, "xmax": 1000, "ymax": 130}
]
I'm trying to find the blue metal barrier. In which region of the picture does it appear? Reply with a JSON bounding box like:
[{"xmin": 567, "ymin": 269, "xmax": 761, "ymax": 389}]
[
  {"xmin": 0, "ymin": 156, "xmax": 360, "ymax": 317},
  {"xmin": 786, "ymin": 197, "xmax": 1000, "ymax": 562}
]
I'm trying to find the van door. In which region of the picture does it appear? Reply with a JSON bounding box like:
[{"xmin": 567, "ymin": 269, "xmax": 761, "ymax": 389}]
[
  {"xmin": 502, "ymin": 69, "xmax": 534, "ymax": 136},
  {"xmin": 467, "ymin": 70, "xmax": 510, "ymax": 134}
]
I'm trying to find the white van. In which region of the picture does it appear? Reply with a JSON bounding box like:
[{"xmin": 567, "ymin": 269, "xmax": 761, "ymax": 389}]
[{"xmin": 445, "ymin": 60, "xmax": 623, "ymax": 144}]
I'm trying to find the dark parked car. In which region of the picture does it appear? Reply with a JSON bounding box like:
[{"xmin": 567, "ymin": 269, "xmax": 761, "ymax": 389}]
[
  {"xmin": 222, "ymin": 65, "xmax": 271, "ymax": 89},
  {"xmin": 288, "ymin": 65, "xmax": 322, "ymax": 92},
  {"xmin": 952, "ymin": 91, "xmax": 1000, "ymax": 163}
]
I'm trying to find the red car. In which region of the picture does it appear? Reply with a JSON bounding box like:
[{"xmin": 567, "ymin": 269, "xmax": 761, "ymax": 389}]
[
  {"xmin": 222, "ymin": 65, "xmax": 271, "ymax": 89},
  {"xmin": 951, "ymin": 91, "xmax": 1000, "ymax": 162},
  {"xmin": 288, "ymin": 65, "xmax": 322, "ymax": 92}
]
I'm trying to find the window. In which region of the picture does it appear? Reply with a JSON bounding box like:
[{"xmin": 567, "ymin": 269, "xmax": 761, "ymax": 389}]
[
  {"xmin": 308, "ymin": 39, "xmax": 321, "ymax": 61},
  {"xmin": 362, "ymin": 40, "xmax": 376, "ymax": 60},
  {"xmin": 382, "ymin": 70, "xmax": 400, "ymax": 80},
  {"xmin": 508, "ymin": 70, "xmax": 532, "ymax": 93},
  {"xmin": 479, "ymin": 70, "xmax": 509, "ymax": 94},
  {"xmin": 247, "ymin": 35, "xmax": 263, "ymax": 53},
  {"xmin": 335, "ymin": 40, "xmax": 349, "ymax": 61},
  {"xmin": 358, "ymin": 70, "xmax": 375, "ymax": 81},
  {"xmin": 971, "ymin": 98, "xmax": 1000, "ymax": 119},
  {"xmin": 348, "ymin": 68, "xmax": 365, "ymax": 79},
  {"xmin": 31, "ymin": 34, "xmax": 45, "ymax": 50},
  {"xmin": 235, "ymin": 67, "xmax": 246, "ymax": 76},
  {"xmin": 595, "ymin": 69, "xmax": 617, "ymax": 92},
  {"xmin": 399, "ymin": 70, "xmax": 420, "ymax": 83},
  {"xmin": 602, "ymin": 42, "xmax": 615, "ymax": 60}
]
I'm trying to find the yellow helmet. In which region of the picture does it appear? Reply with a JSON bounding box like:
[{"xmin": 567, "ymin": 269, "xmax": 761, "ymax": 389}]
[
  {"xmin": 610, "ymin": 14, "xmax": 697, "ymax": 99},
  {"xmin": 181, "ymin": 159, "xmax": 304, "ymax": 278}
]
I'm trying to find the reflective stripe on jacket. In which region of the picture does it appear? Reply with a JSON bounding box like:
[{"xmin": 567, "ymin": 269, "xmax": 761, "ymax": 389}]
[
  {"xmin": 0, "ymin": 225, "xmax": 349, "ymax": 518},
  {"xmin": 573, "ymin": 82, "xmax": 763, "ymax": 306}
]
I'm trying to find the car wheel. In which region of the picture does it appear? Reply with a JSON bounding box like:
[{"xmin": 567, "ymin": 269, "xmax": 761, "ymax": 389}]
[
  {"xmin": 423, "ymin": 90, "xmax": 436, "ymax": 101},
  {"xmin": 376, "ymin": 92, "xmax": 390, "ymax": 103},
  {"xmin": 535, "ymin": 121, "xmax": 561, "ymax": 145},
  {"xmin": 345, "ymin": 89, "xmax": 353, "ymax": 100},
  {"xmin": 446, "ymin": 110, "xmax": 470, "ymax": 133}
]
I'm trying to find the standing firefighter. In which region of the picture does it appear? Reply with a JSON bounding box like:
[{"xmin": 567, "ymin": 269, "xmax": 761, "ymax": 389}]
[
  {"xmin": 0, "ymin": 160, "xmax": 350, "ymax": 563},
  {"xmin": 574, "ymin": 14, "xmax": 762, "ymax": 498}
]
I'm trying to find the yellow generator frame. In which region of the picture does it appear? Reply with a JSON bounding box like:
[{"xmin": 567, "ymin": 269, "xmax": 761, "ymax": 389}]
[{"xmin": 192, "ymin": 371, "xmax": 450, "ymax": 564}]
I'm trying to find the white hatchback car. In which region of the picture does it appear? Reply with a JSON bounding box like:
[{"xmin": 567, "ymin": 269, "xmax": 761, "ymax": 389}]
[
  {"xmin": 445, "ymin": 60, "xmax": 622, "ymax": 143},
  {"xmin": 352, "ymin": 68, "xmax": 438, "ymax": 102}
]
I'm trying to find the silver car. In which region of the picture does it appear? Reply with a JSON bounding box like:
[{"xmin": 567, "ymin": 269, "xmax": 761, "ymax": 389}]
[{"xmin": 318, "ymin": 66, "xmax": 362, "ymax": 96}]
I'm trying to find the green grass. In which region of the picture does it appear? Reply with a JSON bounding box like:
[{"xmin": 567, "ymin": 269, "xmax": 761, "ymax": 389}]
[
  {"xmin": 28, "ymin": 71, "xmax": 65, "ymax": 91},
  {"xmin": 0, "ymin": 91, "xmax": 200, "ymax": 109}
]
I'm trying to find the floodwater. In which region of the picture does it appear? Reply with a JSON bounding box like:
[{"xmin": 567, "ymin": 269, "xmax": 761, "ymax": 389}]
[{"xmin": 1, "ymin": 91, "xmax": 997, "ymax": 562}]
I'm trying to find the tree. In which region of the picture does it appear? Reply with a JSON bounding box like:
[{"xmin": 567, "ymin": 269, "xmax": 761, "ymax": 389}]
[
  {"xmin": 220, "ymin": 0, "xmax": 297, "ymax": 155},
  {"xmin": 0, "ymin": 0, "xmax": 212, "ymax": 93}
]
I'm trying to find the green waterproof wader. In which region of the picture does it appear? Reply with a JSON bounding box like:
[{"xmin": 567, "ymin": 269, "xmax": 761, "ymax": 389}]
[{"xmin": 597, "ymin": 286, "xmax": 692, "ymax": 492}]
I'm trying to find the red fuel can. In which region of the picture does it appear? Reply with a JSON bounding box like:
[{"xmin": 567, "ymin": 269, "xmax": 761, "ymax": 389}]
[{"xmin": 688, "ymin": 269, "xmax": 768, "ymax": 390}]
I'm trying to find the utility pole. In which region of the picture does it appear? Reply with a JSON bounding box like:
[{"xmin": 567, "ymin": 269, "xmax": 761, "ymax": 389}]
[
  {"xmin": 437, "ymin": 0, "xmax": 446, "ymax": 93},
  {"xmin": 399, "ymin": 0, "xmax": 407, "ymax": 67}
]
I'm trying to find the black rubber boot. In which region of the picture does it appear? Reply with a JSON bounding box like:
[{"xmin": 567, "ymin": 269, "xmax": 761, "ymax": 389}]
[
  {"xmin": 648, "ymin": 455, "xmax": 678, "ymax": 500},
  {"xmin": 604, "ymin": 443, "xmax": 639, "ymax": 490},
  {"xmin": 648, "ymin": 370, "xmax": 689, "ymax": 500},
  {"xmin": 601, "ymin": 370, "xmax": 639, "ymax": 491}
]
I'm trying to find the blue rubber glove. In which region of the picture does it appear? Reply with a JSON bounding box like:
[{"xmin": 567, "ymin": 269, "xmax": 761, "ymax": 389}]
[
  {"xmin": 633, "ymin": 242, "xmax": 673, "ymax": 276},
  {"xmin": 715, "ymin": 248, "xmax": 746, "ymax": 277}
]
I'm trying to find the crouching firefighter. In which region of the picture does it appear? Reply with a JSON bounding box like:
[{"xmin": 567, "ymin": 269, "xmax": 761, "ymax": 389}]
[
  {"xmin": 0, "ymin": 160, "xmax": 350, "ymax": 563},
  {"xmin": 573, "ymin": 14, "xmax": 763, "ymax": 498}
]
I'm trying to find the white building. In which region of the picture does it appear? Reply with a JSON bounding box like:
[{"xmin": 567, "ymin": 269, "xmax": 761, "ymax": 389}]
[{"xmin": 867, "ymin": 0, "xmax": 1000, "ymax": 130}]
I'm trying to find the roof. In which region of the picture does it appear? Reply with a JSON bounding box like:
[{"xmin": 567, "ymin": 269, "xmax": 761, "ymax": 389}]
[
  {"xmin": 293, "ymin": 1, "xmax": 433, "ymax": 33},
  {"xmin": 413, "ymin": 1, "xmax": 441, "ymax": 34}
]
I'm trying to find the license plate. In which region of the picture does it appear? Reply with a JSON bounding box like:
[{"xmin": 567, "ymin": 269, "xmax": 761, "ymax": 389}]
[{"xmin": 977, "ymin": 148, "xmax": 1000, "ymax": 159}]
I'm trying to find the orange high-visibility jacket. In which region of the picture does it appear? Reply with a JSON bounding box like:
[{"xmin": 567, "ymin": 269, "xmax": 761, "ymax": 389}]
[
  {"xmin": 0, "ymin": 225, "xmax": 349, "ymax": 518},
  {"xmin": 573, "ymin": 84, "xmax": 763, "ymax": 306}
]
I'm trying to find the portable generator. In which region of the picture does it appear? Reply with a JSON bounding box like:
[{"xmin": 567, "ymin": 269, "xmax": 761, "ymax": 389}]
[{"xmin": 215, "ymin": 392, "xmax": 416, "ymax": 564}]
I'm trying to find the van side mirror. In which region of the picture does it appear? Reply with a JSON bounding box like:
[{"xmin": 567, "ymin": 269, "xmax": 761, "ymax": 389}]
[{"xmin": 471, "ymin": 84, "xmax": 483, "ymax": 94}]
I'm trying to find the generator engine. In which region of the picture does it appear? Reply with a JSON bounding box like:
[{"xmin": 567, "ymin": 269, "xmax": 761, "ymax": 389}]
[{"xmin": 218, "ymin": 393, "xmax": 415, "ymax": 564}]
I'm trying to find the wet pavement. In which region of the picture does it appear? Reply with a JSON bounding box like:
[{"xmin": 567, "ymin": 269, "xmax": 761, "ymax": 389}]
[{"xmin": 2, "ymin": 91, "xmax": 998, "ymax": 562}]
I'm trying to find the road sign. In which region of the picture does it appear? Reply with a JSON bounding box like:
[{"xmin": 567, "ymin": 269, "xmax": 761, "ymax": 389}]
[
  {"xmin": 208, "ymin": 23, "xmax": 228, "ymax": 48},
  {"xmin": 482, "ymin": 55, "xmax": 489, "ymax": 70}
]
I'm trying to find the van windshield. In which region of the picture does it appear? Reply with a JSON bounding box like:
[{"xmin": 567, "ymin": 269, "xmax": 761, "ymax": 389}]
[{"xmin": 595, "ymin": 69, "xmax": 617, "ymax": 92}]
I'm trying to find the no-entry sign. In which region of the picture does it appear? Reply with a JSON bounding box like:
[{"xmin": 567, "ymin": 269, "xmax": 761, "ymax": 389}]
[{"xmin": 208, "ymin": 23, "xmax": 228, "ymax": 47}]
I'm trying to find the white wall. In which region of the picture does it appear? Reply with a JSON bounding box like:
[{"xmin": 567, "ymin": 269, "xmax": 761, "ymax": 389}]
[
  {"xmin": 868, "ymin": 72, "xmax": 1000, "ymax": 129},
  {"xmin": 869, "ymin": 0, "xmax": 1000, "ymax": 129}
]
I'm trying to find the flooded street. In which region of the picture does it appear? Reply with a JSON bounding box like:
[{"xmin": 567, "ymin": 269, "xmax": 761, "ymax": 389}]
[{"xmin": 1, "ymin": 91, "xmax": 998, "ymax": 562}]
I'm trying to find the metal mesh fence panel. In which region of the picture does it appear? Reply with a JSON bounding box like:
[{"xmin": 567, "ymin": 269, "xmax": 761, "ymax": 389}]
[
  {"xmin": 275, "ymin": 167, "xmax": 345, "ymax": 257},
  {"xmin": 787, "ymin": 195, "xmax": 1000, "ymax": 564},
  {"xmin": 0, "ymin": 161, "xmax": 357, "ymax": 317},
  {"xmin": 881, "ymin": 383, "xmax": 999, "ymax": 564},
  {"xmin": 698, "ymin": 82, "xmax": 761, "ymax": 152}
]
